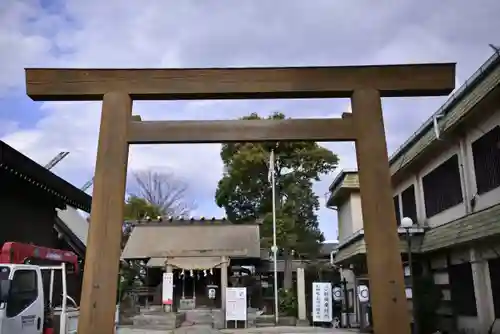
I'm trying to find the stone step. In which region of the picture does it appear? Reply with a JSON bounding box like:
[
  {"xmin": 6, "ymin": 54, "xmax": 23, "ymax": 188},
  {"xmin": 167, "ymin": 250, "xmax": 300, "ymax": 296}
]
[
  {"xmin": 255, "ymin": 322, "xmax": 276, "ymax": 327},
  {"xmin": 131, "ymin": 313, "xmax": 184, "ymax": 329}
]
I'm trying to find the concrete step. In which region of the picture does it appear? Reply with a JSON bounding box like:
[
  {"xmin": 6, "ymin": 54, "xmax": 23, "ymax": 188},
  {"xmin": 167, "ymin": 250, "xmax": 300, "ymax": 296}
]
[
  {"xmin": 132, "ymin": 312, "xmax": 184, "ymax": 330},
  {"xmin": 255, "ymin": 322, "xmax": 276, "ymax": 327}
]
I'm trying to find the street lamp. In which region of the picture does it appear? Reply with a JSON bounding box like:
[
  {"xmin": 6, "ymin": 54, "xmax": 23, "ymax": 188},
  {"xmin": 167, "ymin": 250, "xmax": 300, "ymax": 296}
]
[{"xmin": 401, "ymin": 217, "xmax": 418, "ymax": 334}]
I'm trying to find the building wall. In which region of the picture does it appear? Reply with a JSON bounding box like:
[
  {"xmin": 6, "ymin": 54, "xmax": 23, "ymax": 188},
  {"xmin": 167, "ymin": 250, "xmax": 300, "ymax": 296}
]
[
  {"xmin": 464, "ymin": 109, "xmax": 500, "ymax": 212},
  {"xmin": 338, "ymin": 197, "xmax": 352, "ymax": 243},
  {"xmin": 393, "ymin": 108, "xmax": 500, "ymax": 228},
  {"xmin": 337, "ymin": 193, "xmax": 363, "ymax": 243},
  {"xmin": 0, "ymin": 177, "xmax": 59, "ymax": 247},
  {"xmin": 390, "ymin": 108, "xmax": 500, "ymax": 333},
  {"xmin": 414, "ymin": 143, "xmax": 466, "ymax": 228},
  {"xmin": 333, "ymin": 106, "xmax": 500, "ymax": 331}
]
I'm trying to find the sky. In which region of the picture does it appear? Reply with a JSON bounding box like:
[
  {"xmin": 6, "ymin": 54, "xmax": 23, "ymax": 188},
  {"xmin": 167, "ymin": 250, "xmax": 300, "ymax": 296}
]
[{"xmin": 1, "ymin": 1, "xmax": 499, "ymax": 241}]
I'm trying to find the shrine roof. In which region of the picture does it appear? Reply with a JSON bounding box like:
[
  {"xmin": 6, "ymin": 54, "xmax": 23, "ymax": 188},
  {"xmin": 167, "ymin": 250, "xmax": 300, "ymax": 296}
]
[
  {"xmin": 0, "ymin": 140, "xmax": 92, "ymax": 212},
  {"xmin": 121, "ymin": 220, "xmax": 261, "ymax": 259}
]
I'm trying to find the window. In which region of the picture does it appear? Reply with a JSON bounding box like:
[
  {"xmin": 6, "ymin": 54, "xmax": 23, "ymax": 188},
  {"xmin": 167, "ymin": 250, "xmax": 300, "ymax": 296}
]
[
  {"xmin": 393, "ymin": 195, "xmax": 401, "ymax": 226},
  {"xmin": 472, "ymin": 126, "xmax": 500, "ymax": 194},
  {"xmin": 0, "ymin": 267, "xmax": 9, "ymax": 280},
  {"xmin": 488, "ymin": 257, "xmax": 500, "ymax": 318},
  {"xmin": 422, "ymin": 155, "xmax": 463, "ymax": 217},
  {"xmin": 401, "ymin": 185, "xmax": 418, "ymax": 224},
  {"xmin": 6, "ymin": 270, "xmax": 38, "ymax": 318},
  {"xmin": 448, "ymin": 263, "xmax": 477, "ymax": 316}
]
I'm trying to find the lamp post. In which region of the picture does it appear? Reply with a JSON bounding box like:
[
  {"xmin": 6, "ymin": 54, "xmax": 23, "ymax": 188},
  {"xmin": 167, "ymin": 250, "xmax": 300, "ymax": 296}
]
[{"xmin": 401, "ymin": 217, "xmax": 418, "ymax": 334}]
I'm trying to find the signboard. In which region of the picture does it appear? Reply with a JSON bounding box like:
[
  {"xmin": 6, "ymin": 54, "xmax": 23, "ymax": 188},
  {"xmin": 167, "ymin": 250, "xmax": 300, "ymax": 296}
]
[
  {"xmin": 162, "ymin": 272, "xmax": 173, "ymax": 305},
  {"xmin": 225, "ymin": 287, "xmax": 247, "ymax": 321},
  {"xmin": 357, "ymin": 284, "xmax": 369, "ymax": 303},
  {"xmin": 312, "ymin": 282, "xmax": 332, "ymax": 322}
]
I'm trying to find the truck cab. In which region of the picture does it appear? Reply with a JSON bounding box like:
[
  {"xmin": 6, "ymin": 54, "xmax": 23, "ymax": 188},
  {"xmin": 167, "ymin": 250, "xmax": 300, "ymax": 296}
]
[
  {"xmin": 0, "ymin": 264, "xmax": 45, "ymax": 334},
  {"xmin": 0, "ymin": 242, "xmax": 80, "ymax": 334}
]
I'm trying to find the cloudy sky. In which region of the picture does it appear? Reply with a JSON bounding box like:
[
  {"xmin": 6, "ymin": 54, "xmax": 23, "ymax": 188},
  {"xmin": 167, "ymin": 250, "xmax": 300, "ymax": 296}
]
[{"xmin": 1, "ymin": 1, "xmax": 498, "ymax": 241}]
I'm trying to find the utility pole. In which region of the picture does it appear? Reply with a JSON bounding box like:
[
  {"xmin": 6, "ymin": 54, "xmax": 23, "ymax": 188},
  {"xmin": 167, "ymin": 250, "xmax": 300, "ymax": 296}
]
[{"xmin": 268, "ymin": 149, "xmax": 279, "ymax": 325}]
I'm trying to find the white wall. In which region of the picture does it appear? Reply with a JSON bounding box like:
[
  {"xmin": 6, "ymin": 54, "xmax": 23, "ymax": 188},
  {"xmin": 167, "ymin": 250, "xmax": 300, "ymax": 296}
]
[
  {"xmin": 338, "ymin": 198, "xmax": 353, "ymax": 243},
  {"xmin": 350, "ymin": 194, "xmax": 363, "ymax": 233},
  {"xmin": 337, "ymin": 193, "xmax": 363, "ymax": 243}
]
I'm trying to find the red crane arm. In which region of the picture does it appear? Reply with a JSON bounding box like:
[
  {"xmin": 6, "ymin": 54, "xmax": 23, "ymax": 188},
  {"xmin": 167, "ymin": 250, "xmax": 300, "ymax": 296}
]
[{"xmin": 0, "ymin": 242, "xmax": 79, "ymax": 272}]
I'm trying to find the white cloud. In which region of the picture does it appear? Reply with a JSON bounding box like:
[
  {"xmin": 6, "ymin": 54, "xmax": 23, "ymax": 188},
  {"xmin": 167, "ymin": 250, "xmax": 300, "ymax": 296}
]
[{"xmin": 1, "ymin": 0, "xmax": 499, "ymax": 240}]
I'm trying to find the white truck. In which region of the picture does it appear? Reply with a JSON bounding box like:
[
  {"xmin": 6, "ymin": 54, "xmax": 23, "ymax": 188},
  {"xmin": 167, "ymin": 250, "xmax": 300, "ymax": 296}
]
[{"xmin": 0, "ymin": 242, "xmax": 80, "ymax": 334}]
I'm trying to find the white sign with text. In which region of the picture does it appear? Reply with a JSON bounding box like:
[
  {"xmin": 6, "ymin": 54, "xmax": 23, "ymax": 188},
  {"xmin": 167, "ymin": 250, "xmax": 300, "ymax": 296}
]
[
  {"xmin": 312, "ymin": 282, "xmax": 333, "ymax": 322},
  {"xmin": 162, "ymin": 272, "xmax": 174, "ymax": 305},
  {"xmin": 225, "ymin": 287, "xmax": 247, "ymax": 321}
]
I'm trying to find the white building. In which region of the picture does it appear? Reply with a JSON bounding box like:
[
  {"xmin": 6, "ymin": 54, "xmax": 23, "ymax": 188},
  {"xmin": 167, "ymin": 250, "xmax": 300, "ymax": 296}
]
[{"xmin": 327, "ymin": 52, "xmax": 500, "ymax": 333}]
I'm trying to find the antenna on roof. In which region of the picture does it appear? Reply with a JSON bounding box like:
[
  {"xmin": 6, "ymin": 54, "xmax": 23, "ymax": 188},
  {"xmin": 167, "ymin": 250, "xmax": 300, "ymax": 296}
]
[{"xmin": 489, "ymin": 44, "xmax": 500, "ymax": 54}]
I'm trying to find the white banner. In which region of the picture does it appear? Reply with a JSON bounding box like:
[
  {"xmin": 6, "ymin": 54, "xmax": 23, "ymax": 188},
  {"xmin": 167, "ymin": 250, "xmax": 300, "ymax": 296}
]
[
  {"xmin": 162, "ymin": 272, "xmax": 173, "ymax": 305},
  {"xmin": 312, "ymin": 282, "xmax": 332, "ymax": 322},
  {"xmin": 225, "ymin": 287, "xmax": 247, "ymax": 321}
]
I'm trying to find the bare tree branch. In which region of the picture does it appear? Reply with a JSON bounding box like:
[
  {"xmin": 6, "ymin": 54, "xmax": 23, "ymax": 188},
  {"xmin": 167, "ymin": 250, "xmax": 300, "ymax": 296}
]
[{"xmin": 128, "ymin": 170, "xmax": 196, "ymax": 217}]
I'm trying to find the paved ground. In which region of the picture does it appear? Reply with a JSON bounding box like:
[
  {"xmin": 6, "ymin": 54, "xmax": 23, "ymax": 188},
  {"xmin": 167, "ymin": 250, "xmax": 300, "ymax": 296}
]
[{"xmin": 117, "ymin": 325, "xmax": 356, "ymax": 334}]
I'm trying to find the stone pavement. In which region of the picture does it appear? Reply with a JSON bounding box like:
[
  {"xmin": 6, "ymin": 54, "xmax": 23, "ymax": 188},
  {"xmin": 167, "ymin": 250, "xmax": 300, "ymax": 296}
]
[{"xmin": 117, "ymin": 325, "xmax": 356, "ymax": 334}]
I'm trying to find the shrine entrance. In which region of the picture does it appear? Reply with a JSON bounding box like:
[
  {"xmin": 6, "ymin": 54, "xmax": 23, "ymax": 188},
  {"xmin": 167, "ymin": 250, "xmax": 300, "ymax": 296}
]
[{"xmin": 26, "ymin": 63, "xmax": 455, "ymax": 333}]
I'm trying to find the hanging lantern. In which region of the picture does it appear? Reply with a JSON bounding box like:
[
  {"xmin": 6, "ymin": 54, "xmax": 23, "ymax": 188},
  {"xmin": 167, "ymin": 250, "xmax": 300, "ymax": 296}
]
[
  {"xmin": 209, "ymin": 268, "xmax": 213, "ymax": 275},
  {"xmin": 203, "ymin": 270, "xmax": 208, "ymax": 277},
  {"xmin": 190, "ymin": 269, "xmax": 194, "ymax": 277},
  {"xmin": 180, "ymin": 270, "xmax": 185, "ymax": 277}
]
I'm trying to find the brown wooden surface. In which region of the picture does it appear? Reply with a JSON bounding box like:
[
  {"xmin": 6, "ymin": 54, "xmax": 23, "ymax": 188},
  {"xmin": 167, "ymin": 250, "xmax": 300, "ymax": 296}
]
[
  {"xmin": 352, "ymin": 89, "xmax": 411, "ymax": 334},
  {"xmin": 77, "ymin": 92, "xmax": 132, "ymax": 334},
  {"xmin": 127, "ymin": 118, "xmax": 355, "ymax": 144},
  {"xmin": 25, "ymin": 63, "xmax": 455, "ymax": 101}
]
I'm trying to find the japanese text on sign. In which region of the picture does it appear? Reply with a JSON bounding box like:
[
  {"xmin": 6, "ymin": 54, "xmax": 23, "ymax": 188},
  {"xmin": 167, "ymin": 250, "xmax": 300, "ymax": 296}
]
[{"xmin": 312, "ymin": 282, "xmax": 332, "ymax": 322}]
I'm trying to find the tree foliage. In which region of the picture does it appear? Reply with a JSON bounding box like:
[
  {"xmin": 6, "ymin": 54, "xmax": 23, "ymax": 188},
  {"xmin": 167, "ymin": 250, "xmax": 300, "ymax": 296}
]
[
  {"xmin": 128, "ymin": 170, "xmax": 196, "ymax": 217},
  {"xmin": 118, "ymin": 196, "xmax": 165, "ymax": 303},
  {"xmin": 123, "ymin": 195, "xmax": 164, "ymax": 221},
  {"xmin": 215, "ymin": 112, "xmax": 338, "ymax": 287}
]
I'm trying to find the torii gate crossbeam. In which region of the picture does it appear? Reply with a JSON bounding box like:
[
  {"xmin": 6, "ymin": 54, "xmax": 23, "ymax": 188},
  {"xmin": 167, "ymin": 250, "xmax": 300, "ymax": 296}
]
[{"xmin": 25, "ymin": 63, "xmax": 455, "ymax": 334}]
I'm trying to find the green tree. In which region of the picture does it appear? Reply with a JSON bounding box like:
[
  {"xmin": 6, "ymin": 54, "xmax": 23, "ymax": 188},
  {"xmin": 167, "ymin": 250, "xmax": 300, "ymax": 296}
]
[
  {"xmin": 118, "ymin": 196, "xmax": 165, "ymax": 303},
  {"xmin": 215, "ymin": 112, "xmax": 339, "ymax": 289},
  {"xmin": 123, "ymin": 195, "xmax": 164, "ymax": 221}
]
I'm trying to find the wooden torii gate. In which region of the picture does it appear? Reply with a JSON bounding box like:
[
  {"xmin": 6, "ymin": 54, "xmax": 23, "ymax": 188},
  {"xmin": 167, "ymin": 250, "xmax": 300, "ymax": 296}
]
[{"xmin": 25, "ymin": 63, "xmax": 455, "ymax": 334}]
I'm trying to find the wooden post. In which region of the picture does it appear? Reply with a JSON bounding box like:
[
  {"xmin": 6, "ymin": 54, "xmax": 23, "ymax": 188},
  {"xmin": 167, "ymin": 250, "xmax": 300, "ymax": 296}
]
[
  {"xmin": 77, "ymin": 92, "xmax": 132, "ymax": 334},
  {"xmin": 351, "ymin": 89, "xmax": 411, "ymax": 334}
]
